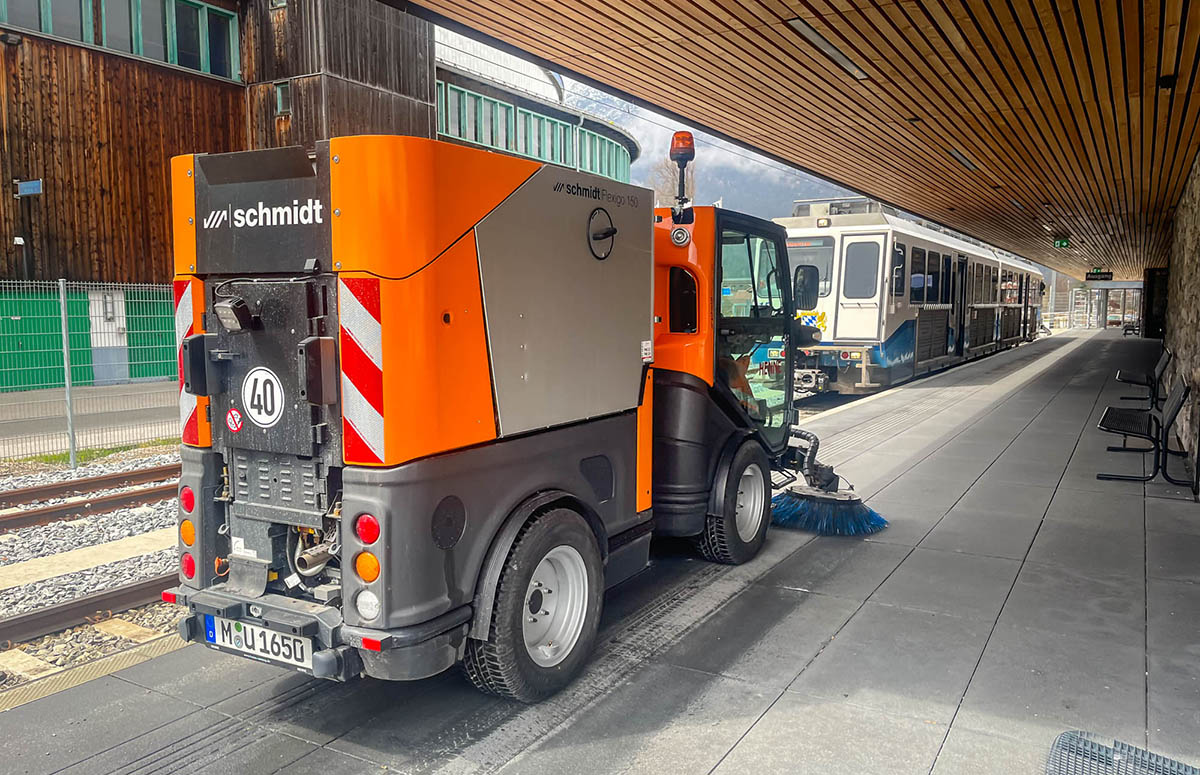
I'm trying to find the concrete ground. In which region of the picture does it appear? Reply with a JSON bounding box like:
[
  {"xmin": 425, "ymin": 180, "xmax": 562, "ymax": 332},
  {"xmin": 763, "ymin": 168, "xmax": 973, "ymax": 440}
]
[
  {"xmin": 0, "ymin": 381, "xmax": 176, "ymax": 458},
  {"xmin": 3, "ymin": 328, "xmax": 1197, "ymax": 774}
]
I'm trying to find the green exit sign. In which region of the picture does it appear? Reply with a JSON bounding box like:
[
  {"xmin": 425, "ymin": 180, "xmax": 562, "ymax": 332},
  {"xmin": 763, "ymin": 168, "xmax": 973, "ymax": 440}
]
[{"xmin": 1052, "ymin": 237, "xmax": 1070, "ymax": 248}]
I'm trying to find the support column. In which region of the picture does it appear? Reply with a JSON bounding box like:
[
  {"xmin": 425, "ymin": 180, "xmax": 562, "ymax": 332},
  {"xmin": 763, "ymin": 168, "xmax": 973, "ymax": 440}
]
[{"xmin": 240, "ymin": 0, "xmax": 436, "ymax": 150}]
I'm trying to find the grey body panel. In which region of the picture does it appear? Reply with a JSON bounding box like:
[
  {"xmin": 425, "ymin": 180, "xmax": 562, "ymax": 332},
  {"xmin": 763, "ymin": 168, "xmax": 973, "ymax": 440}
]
[
  {"xmin": 339, "ymin": 411, "xmax": 641, "ymax": 630},
  {"xmin": 474, "ymin": 166, "xmax": 653, "ymax": 436}
]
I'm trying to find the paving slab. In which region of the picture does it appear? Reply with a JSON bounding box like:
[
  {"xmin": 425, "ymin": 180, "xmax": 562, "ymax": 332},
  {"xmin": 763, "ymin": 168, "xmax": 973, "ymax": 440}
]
[
  {"xmin": 861, "ymin": 498, "xmax": 949, "ymax": 547},
  {"xmin": 955, "ymin": 620, "xmax": 1146, "ymax": 744},
  {"xmin": 998, "ymin": 562, "xmax": 1145, "ymax": 650},
  {"xmin": 712, "ymin": 691, "xmax": 948, "ymax": 775},
  {"xmin": 497, "ymin": 661, "xmax": 774, "ymax": 775},
  {"xmin": 115, "ymin": 642, "xmax": 290, "ymax": 707},
  {"xmin": 659, "ymin": 583, "xmax": 859, "ymax": 691},
  {"xmin": 1145, "ymin": 497, "xmax": 1200, "ymax": 535},
  {"xmin": 786, "ymin": 601, "xmax": 990, "ymax": 723},
  {"xmin": 3, "ymin": 675, "xmax": 198, "ymax": 775},
  {"xmin": 1147, "ymin": 529, "xmax": 1200, "ymax": 583},
  {"xmin": 873, "ymin": 474, "xmax": 969, "ymax": 508},
  {"xmin": 1026, "ymin": 520, "xmax": 1145, "ymax": 578},
  {"xmin": 957, "ymin": 480, "xmax": 1056, "ymax": 518},
  {"xmin": 757, "ymin": 537, "xmax": 910, "ymax": 602},
  {"xmin": 918, "ymin": 506, "xmax": 1042, "ymax": 559},
  {"xmin": 931, "ymin": 723, "xmax": 1053, "ymax": 775},
  {"xmin": 870, "ymin": 547, "xmax": 1020, "ymax": 621},
  {"xmin": 1043, "ymin": 487, "xmax": 1147, "ymax": 533}
]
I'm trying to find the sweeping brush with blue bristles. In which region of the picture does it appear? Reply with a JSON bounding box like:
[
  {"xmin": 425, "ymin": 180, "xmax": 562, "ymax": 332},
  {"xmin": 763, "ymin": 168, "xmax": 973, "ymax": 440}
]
[{"xmin": 771, "ymin": 427, "xmax": 888, "ymax": 536}]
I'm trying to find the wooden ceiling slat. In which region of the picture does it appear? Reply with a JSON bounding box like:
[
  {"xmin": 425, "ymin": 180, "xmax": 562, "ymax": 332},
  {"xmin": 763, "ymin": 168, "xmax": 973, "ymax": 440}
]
[{"xmin": 416, "ymin": 0, "xmax": 1200, "ymax": 278}]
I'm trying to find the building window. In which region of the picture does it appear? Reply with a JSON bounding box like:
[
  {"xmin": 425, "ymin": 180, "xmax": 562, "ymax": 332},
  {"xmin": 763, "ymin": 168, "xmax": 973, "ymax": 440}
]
[
  {"xmin": 275, "ymin": 81, "xmax": 291, "ymax": 115},
  {"xmin": 50, "ymin": 0, "xmax": 87, "ymax": 41},
  {"xmin": 5, "ymin": 0, "xmax": 44, "ymax": 30},
  {"xmin": 140, "ymin": 0, "xmax": 167, "ymax": 60},
  {"xmin": 173, "ymin": 1, "xmax": 201, "ymax": 69},
  {"xmin": 104, "ymin": 0, "xmax": 134, "ymax": 52},
  {"xmin": 206, "ymin": 8, "xmax": 230, "ymax": 77},
  {"xmin": 4, "ymin": 0, "xmax": 92, "ymax": 42}
]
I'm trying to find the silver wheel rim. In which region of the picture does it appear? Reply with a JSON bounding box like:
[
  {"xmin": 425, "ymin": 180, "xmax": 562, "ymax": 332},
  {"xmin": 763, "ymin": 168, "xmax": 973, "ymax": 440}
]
[
  {"xmin": 522, "ymin": 545, "xmax": 589, "ymax": 668},
  {"xmin": 735, "ymin": 463, "xmax": 766, "ymax": 542}
]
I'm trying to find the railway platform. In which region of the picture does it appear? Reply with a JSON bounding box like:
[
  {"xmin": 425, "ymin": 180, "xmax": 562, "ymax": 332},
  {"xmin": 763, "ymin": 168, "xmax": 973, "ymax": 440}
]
[{"xmin": 3, "ymin": 328, "xmax": 1197, "ymax": 775}]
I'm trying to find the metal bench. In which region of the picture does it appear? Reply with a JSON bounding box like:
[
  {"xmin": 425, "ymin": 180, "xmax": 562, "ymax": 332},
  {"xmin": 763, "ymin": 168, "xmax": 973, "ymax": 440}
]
[
  {"xmin": 1097, "ymin": 379, "xmax": 1190, "ymax": 484},
  {"xmin": 1116, "ymin": 346, "xmax": 1170, "ymax": 409}
]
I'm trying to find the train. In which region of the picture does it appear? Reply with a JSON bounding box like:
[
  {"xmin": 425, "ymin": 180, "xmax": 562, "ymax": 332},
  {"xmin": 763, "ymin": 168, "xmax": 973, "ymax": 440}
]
[{"xmin": 776, "ymin": 199, "xmax": 1046, "ymax": 395}]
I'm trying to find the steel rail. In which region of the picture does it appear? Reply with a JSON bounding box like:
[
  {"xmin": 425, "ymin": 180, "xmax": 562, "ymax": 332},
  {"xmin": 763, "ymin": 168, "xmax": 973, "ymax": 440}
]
[
  {"xmin": 0, "ymin": 482, "xmax": 179, "ymax": 532},
  {"xmin": 0, "ymin": 463, "xmax": 181, "ymax": 508},
  {"xmin": 0, "ymin": 573, "xmax": 175, "ymax": 647}
]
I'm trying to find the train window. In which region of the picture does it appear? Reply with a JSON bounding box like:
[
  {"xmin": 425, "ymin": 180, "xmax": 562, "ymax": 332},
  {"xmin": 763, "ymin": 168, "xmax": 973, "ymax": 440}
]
[
  {"xmin": 926, "ymin": 251, "xmax": 941, "ymax": 305},
  {"xmin": 990, "ymin": 266, "xmax": 999, "ymax": 302},
  {"xmin": 973, "ymin": 264, "xmax": 983, "ymax": 303},
  {"xmin": 843, "ymin": 242, "xmax": 881, "ymax": 299},
  {"xmin": 786, "ymin": 236, "xmax": 835, "ymax": 297},
  {"xmin": 942, "ymin": 256, "xmax": 953, "ymax": 303},
  {"xmin": 669, "ymin": 267, "xmax": 698, "ymax": 333},
  {"xmin": 909, "ymin": 247, "xmax": 926, "ymax": 304},
  {"xmin": 891, "ymin": 242, "xmax": 907, "ymax": 297}
]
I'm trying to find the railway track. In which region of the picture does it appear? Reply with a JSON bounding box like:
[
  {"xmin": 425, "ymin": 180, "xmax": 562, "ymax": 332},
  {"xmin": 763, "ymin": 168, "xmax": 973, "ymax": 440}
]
[
  {"xmin": 0, "ymin": 573, "xmax": 175, "ymax": 647},
  {"xmin": 0, "ymin": 463, "xmax": 180, "ymax": 533}
]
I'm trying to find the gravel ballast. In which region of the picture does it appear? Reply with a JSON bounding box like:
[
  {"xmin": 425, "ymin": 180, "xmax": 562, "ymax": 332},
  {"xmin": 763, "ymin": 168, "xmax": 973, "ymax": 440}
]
[
  {"xmin": 0, "ymin": 500, "xmax": 174, "ymax": 568},
  {"xmin": 0, "ymin": 449, "xmax": 180, "ymax": 494},
  {"xmin": 0, "ymin": 549, "xmax": 175, "ymax": 620}
]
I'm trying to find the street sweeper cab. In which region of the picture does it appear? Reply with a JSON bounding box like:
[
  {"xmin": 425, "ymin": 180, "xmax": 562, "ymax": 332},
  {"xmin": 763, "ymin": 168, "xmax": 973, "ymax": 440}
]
[{"xmin": 165, "ymin": 131, "xmax": 827, "ymax": 702}]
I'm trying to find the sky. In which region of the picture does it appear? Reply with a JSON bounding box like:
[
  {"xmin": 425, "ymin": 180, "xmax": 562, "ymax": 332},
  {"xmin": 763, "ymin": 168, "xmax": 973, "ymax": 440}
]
[{"xmin": 561, "ymin": 79, "xmax": 851, "ymax": 219}]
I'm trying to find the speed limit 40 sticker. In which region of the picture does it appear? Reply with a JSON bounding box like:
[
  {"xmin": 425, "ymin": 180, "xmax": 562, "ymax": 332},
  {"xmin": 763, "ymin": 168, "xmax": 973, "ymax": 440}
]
[{"xmin": 240, "ymin": 367, "xmax": 285, "ymax": 428}]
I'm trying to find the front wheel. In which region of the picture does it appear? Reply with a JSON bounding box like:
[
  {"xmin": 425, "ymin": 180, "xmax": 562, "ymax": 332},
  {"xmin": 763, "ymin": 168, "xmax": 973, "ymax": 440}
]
[
  {"xmin": 696, "ymin": 441, "xmax": 771, "ymax": 564},
  {"xmin": 463, "ymin": 508, "xmax": 603, "ymax": 702}
]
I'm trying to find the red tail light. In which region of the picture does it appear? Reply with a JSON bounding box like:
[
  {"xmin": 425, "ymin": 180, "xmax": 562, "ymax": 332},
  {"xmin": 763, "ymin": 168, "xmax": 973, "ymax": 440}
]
[
  {"xmin": 840, "ymin": 351, "xmax": 851, "ymax": 360},
  {"xmin": 361, "ymin": 637, "xmax": 383, "ymax": 652},
  {"xmin": 355, "ymin": 514, "xmax": 380, "ymax": 545},
  {"xmin": 180, "ymin": 485, "xmax": 195, "ymax": 513},
  {"xmin": 181, "ymin": 553, "xmax": 196, "ymax": 579}
]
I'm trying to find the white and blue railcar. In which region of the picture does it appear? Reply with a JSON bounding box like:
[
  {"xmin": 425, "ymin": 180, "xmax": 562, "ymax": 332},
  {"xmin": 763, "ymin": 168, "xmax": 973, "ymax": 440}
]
[{"xmin": 776, "ymin": 200, "xmax": 1044, "ymax": 395}]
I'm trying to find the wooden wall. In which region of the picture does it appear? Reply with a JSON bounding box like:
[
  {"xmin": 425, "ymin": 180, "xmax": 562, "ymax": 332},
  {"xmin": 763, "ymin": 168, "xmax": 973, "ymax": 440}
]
[{"xmin": 0, "ymin": 35, "xmax": 246, "ymax": 283}]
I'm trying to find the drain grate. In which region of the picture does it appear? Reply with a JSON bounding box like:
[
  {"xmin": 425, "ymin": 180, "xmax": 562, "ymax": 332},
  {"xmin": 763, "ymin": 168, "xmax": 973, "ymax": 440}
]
[{"xmin": 1047, "ymin": 731, "xmax": 1199, "ymax": 775}]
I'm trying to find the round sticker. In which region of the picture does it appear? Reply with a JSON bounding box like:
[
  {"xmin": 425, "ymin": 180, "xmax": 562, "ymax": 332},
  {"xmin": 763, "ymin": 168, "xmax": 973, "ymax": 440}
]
[
  {"xmin": 240, "ymin": 367, "xmax": 285, "ymax": 428},
  {"xmin": 225, "ymin": 407, "xmax": 244, "ymax": 433}
]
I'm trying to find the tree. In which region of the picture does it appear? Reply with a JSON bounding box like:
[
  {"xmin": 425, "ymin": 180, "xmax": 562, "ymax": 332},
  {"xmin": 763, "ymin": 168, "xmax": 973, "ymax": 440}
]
[{"xmin": 649, "ymin": 157, "xmax": 696, "ymax": 207}]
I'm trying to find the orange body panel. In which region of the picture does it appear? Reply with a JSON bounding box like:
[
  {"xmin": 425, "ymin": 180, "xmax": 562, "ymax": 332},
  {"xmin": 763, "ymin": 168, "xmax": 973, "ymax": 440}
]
[
  {"xmin": 328, "ymin": 136, "xmax": 541, "ymax": 278},
  {"xmin": 635, "ymin": 367, "xmax": 653, "ymax": 512},
  {"xmin": 354, "ymin": 232, "xmax": 498, "ymax": 467},
  {"xmin": 651, "ymin": 207, "xmax": 717, "ymax": 385},
  {"xmin": 171, "ymin": 155, "xmax": 197, "ymax": 276}
]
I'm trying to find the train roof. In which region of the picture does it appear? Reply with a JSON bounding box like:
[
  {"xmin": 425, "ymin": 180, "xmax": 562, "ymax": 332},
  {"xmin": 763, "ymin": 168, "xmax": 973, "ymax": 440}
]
[{"xmin": 775, "ymin": 212, "xmax": 1046, "ymax": 279}]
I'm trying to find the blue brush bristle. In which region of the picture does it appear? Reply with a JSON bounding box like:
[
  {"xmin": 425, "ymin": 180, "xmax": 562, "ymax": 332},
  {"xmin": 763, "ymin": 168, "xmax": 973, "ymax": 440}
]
[{"xmin": 770, "ymin": 491, "xmax": 888, "ymax": 536}]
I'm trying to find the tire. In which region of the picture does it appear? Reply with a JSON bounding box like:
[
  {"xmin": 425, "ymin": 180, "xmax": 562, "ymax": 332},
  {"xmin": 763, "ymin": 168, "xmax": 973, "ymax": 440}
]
[
  {"xmin": 696, "ymin": 441, "xmax": 771, "ymax": 565},
  {"xmin": 463, "ymin": 508, "xmax": 603, "ymax": 702}
]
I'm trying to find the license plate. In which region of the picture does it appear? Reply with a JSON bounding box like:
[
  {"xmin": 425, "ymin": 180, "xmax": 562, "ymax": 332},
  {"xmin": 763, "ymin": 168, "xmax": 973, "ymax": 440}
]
[{"xmin": 203, "ymin": 615, "xmax": 313, "ymax": 670}]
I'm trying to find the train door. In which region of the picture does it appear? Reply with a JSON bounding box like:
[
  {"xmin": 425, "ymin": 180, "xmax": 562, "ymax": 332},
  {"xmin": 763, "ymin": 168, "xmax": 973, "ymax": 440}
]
[
  {"xmin": 833, "ymin": 233, "xmax": 886, "ymax": 341},
  {"xmin": 954, "ymin": 256, "xmax": 967, "ymax": 356}
]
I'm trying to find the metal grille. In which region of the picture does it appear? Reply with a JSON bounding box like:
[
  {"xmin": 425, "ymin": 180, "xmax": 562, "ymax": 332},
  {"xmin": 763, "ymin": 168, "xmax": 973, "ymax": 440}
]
[
  {"xmin": 0, "ymin": 280, "xmax": 178, "ymax": 465},
  {"xmin": 1046, "ymin": 731, "xmax": 1199, "ymax": 775}
]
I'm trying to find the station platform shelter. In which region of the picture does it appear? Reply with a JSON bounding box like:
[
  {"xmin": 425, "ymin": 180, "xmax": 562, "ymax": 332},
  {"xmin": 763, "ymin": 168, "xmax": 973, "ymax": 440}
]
[{"xmin": 6, "ymin": 329, "xmax": 1197, "ymax": 774}]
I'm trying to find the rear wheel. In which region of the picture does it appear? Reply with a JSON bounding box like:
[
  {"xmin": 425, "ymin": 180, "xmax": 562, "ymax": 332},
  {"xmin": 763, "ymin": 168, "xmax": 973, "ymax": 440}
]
[
  {"xmin": 463, "ymin": 508, "xmax": 603, "ymax": 702},
  {"xmin": 696, "ymin": 441, "xmax": 771, "ymax": 564}
]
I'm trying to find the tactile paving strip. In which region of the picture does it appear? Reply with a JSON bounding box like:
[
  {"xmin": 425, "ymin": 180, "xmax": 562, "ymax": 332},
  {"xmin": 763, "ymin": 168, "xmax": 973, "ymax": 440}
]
[{"xmin": 1046, "ymin": 731, "xmax": 1199, "ymax": 775}]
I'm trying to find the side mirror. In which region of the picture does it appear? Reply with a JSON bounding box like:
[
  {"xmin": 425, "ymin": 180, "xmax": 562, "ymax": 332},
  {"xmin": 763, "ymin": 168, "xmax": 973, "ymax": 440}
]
[{"xmin": 792, "ymin": 264, "xmax": 819, "ymax": 311}]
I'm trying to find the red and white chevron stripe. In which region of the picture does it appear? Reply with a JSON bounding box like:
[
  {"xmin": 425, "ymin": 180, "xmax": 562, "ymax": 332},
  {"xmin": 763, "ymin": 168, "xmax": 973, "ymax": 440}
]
[
  {"xmin": 174, "ymin": 279, "xmax": 201, "ymax": 446},
  {"xmin": 338, "ymin": 277, "xmax": 385, "ymax": 464}
]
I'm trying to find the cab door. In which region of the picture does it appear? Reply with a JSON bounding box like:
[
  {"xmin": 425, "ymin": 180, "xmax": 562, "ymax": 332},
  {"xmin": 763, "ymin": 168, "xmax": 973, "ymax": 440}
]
[
  {"xmin": 833, "ymin": 234, "xmax": 886, "ymax": 341},
  {"xmin": 715, "ymin": 215, "xmax": 792, "ymax": 453}
]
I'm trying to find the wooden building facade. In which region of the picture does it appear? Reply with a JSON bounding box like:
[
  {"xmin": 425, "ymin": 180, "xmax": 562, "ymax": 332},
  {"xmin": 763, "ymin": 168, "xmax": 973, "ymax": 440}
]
[{"xmin": 0, "ymin": 0, "xmax": 435, "ymax": 283}]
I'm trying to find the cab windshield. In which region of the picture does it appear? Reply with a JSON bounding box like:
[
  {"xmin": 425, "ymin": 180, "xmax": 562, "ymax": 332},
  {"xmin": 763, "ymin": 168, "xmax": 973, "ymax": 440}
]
[{"xmin": 786, "ymin": 237, "xmax": 834, "ymax": 298}]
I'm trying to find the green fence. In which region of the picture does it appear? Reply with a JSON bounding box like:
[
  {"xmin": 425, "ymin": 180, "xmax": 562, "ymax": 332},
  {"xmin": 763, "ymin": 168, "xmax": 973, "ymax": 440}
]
[{"xmin": 0, "ymin": 282, "xmax": 94, "ymax": 393}]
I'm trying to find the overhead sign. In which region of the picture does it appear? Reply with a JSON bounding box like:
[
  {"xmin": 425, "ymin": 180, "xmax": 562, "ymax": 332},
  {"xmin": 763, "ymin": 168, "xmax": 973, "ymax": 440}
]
[
  {"xmin": 14, "ymin": 179, "xmax": 42, "ymax": 198},
  {"xmin": 1052, "ymin": 237, "xmax": 1070, "ymax": 248},
  {"xmin": 1085, "ymin": 270, "xmax": 1113, "ymax": 281}
]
